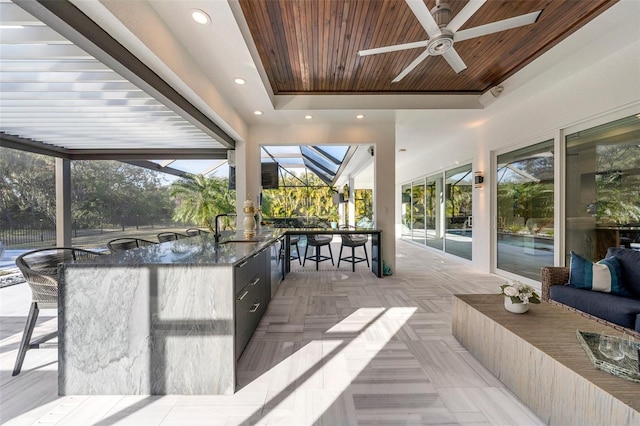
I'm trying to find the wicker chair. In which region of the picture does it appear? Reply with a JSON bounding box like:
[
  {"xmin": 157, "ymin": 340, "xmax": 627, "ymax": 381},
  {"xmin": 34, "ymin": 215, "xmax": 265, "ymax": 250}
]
[
  {"xmin": 157, "ymin": 232, "xmax": 189, "ymax": 242},
  {"xmin": 107, "ymin": 237, "xmax": 157, "ymax": 253},
  {"xmin": 185, "ymin": 228, "xmax": 209, "ymax": 236},
  {"xmin": 541, "ymin": 266, "xmax": 640, "ymax": 339},
  {"xmin": 13, "ymin": 247, "xmax": 104, "ymax": 375}
]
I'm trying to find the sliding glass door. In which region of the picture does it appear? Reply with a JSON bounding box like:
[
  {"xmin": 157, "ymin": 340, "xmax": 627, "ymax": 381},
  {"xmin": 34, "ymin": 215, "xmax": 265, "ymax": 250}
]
[
  {"xmin": 566, "ymin": 114, "xmax": 640, "ymax": 262},
  {"xmin": 445, "ymin": 165, "xmax": 473, "ymax": 260},
  {"xmin": 401, "ymin": 183, "xmax": 412, "ymax": 239},
  {"xmin": 411, "ymin": 179, "xmax": 426, "ymax": 244},
  {"xmin": 496, "ymin": 140, "xmax": 554, "ymax": 279},
  {"xmin": 425, "ymin": 173, "xmax": 443, "ymax": 250}
]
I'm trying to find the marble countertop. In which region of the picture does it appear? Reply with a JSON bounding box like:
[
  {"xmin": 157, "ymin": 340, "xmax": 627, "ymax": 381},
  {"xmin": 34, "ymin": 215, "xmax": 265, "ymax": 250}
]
[{"xmin": 67, "ymin": 229, "xmax": 284, "ymax": 267}]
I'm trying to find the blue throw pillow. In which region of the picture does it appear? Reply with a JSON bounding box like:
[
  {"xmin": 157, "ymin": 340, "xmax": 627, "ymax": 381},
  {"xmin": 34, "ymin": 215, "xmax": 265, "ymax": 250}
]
[{"xmin": 569, "ymin": 251, "xmax": 632, "ymax": 297}]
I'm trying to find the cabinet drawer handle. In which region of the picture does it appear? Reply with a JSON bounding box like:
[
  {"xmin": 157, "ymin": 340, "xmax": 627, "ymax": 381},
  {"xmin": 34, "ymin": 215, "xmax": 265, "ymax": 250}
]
[
  {"xmin": 237, "ymin": 260, "xmax": 248, "ymax": 268},
  {"xmin": 249, "ymin": 277, "xmax": 260, "ymax": 286},
  {"xmin": 238, "ymin": 290, "xmax": 249, "ymax": 301},
  {"xmin": 249, "ymin": 303, "xmax": 261, "ymax": 313}
]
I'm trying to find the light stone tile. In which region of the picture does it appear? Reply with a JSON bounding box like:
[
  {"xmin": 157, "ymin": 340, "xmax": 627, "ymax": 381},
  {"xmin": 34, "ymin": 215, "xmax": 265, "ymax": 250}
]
[{"xmin": 0, "ymin": 239, "xmax": 546, "ymax": 425}]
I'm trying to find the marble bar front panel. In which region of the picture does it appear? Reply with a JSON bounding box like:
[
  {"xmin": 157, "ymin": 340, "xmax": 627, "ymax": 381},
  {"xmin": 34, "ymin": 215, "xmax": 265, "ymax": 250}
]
[{"xmin": 59, "ymin": 263, "xmax": 235, "ymax": 395}]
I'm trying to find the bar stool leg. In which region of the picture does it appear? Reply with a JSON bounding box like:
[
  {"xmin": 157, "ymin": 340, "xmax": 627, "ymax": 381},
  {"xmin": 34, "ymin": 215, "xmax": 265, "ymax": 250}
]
[
  {"xmin": 315, "ymin": 245, "xmax": 320, "ymax": 271},
  {"xmin": 303, "ymin": 244, "xmax": 309, "ymax": 266},
  {"xmin": 13, "ymin": 302, "xmax": 39, "ymax": 376},
  {"xmin": 364, "ymin": 244, "xmax": 369, "ymax": 267}
]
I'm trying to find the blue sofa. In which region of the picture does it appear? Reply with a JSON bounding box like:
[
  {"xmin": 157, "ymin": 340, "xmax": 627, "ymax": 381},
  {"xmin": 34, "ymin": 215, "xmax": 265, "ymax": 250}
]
[{"xmin": 541, "ymin": 247, "xmax": 640, "ymax": 337}]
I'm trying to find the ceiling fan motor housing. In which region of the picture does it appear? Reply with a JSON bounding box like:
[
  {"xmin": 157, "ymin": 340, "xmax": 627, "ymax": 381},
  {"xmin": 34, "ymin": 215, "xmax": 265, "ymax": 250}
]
[
  {"xmin": 427, "ymin": 32, "xmax": 454, "ymax": 55},
  {"xmin": 431, "ymin": 2, "xmax": 452, "ymax": 28}
]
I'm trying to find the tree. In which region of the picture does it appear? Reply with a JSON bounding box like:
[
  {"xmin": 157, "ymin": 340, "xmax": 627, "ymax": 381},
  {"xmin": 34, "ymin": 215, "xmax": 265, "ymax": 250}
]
[
  {"xmin": 71, "ymin": 160, "xmax": 173, "ymax": 228},
  {"xmin": 169, "ymin": 174, "xmax": 235, "ymax": 232},
  {"xmin": 0, "ymin": 149, "xmax": 55, "ymax": 226},
  {"xmin": 1, "ymin": 149, "xmax": 174, "ymax": 230}
]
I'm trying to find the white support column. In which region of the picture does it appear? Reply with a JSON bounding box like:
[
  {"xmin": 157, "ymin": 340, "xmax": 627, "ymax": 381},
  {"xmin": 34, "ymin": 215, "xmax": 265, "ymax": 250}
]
[
  {"xmin": 235, "ymin": 139, "xmax": 261, "ymax": 230},
  {"xmin": 348, "ymin": 176, "xmax": 355, "ymax": 227},
  {"xmin": 373, "ymin": 142, "xmax": 396, "ymax": 272},
  {"xmin": 56, "ymin": 158, "xmax": 72, "ymax": 247}
]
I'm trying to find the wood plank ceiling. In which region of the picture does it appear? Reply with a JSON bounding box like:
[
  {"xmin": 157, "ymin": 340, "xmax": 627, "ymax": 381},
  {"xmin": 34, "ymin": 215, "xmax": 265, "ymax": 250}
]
[{"xmin": 239, "ymin": 0, "xmax": 617, "ymax": 95}]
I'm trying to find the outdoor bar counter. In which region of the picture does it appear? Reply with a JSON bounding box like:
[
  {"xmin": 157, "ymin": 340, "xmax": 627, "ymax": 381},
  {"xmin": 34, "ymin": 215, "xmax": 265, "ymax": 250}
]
[
  {"xmin": 283, "ymin": 228, "xmax": 382, "ymax": 277},
  {"xmin": 58, "ymin": 227, "xmax": 382, "ymax": 395},
  {"xmin": 58, "ymin": 229, "xmax": 284, "ymax": 395}
]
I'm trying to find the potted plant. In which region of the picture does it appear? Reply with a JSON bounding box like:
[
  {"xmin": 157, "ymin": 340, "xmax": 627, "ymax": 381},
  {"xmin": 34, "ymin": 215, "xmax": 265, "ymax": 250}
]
[
  {"xmin": 329, "ymin": 206, "xmax": 339, "ymax": 229},
  {"xmin": 499, "ymin": 280, "xmax": 541, "ymax": 313}
]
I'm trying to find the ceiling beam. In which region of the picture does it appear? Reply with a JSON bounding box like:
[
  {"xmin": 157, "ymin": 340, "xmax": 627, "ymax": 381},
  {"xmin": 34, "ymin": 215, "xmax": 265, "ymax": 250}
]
[
  {"xmin": 120, "ymin": 160, "xmax": 190, "ymax": 178},
  {"xmin": 13, "ymin": 0, "xmax": 236, "ymax": 149},
  {"xmin": 68, "ymin": 149, "xmax": 228, "ymax": 160},
  {"xmin": 1, "ymin": 132, "xmax": 228, "ymax": 160},
  {"xmin": 0, "ymin": 132, "xmax": 70, "ymax": 158}
]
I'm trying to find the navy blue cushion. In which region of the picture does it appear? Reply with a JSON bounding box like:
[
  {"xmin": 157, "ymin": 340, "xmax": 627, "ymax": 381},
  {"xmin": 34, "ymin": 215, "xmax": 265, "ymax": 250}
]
[
  {"xmin": 636, "ymin": 313, "xmax": 640, "ymax": 333},
  {"xmin": 606, "ymin": 247, "xmax": 640, "ymax": 297},
  {"xmin": 568, "ymin": 251, "xmax": 631, "ymax": 297},
  {"xmin": 550, "ymin": 285, "xmax": 640, "ymax": 330}
]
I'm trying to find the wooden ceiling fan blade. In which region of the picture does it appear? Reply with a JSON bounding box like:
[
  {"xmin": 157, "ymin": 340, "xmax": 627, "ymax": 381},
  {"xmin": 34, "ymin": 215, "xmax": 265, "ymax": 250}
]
[
  {"xmin": 358, "ymin": 40, "xmax": 429, "ymax": 57},
  {"xmin": 392, "ymin": 50, "xmax": 431, "ymax": 83},
  {"xmin": 405, "ymin": 0, "xmax": 441, "ymax": 38},
  {"xmin": 454, "ymin": 10, "xmax": 542, "ymax": 42},
  {"xmin": 442, "ymin": 48, "xmax": 467, "ymax": 74},
  {"xmin": 446, "ymin": 0, "xmax": 486, "ymax": 33}
]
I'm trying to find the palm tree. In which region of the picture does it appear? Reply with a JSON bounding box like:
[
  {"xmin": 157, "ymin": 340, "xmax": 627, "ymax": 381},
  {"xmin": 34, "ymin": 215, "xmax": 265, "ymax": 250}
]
[{"xmin": 169, "ymin": 174, "xmax": 235, "ymax": 232}]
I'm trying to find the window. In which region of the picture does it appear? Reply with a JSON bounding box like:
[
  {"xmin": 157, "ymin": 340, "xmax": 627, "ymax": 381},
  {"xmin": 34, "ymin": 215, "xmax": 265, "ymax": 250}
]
[
  {"xmin": 565, "ymin": 114, "xmax": 640, "ymax": 261},
  {"xmin": 496, "ymin": 141, "xmax": 554, "ymax": 279}
]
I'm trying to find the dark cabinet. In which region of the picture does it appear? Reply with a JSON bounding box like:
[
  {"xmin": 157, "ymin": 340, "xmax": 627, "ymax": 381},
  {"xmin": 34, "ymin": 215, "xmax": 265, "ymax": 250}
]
[{"xmin": 234, "ymin": 248, "xmax": 268, "ymax": 359}]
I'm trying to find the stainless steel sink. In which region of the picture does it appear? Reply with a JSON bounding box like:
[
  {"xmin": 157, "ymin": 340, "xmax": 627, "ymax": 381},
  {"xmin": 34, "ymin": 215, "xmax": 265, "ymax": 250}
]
[{"xmin": 220, "ymin": 239, "xmax": 260, "ymax": 244}]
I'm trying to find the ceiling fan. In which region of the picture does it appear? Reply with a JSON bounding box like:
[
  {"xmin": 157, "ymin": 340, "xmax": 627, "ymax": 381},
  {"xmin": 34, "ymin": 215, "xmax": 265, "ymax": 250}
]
[{"xmin": 357, "ymin": 0, "xmax": 543, "ymax": 82}]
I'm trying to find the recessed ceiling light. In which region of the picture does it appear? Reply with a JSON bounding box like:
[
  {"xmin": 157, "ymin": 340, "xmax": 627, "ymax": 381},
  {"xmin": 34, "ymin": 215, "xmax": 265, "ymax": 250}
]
[
  {"xmin": 234, "ymin": 78, "xmax": 246, "ymax": 85},
  {"xmin": 356, "ymin": 114, "xmax": 365, "ymax": 119},
  {"xmin": 0, "ymin": 25, "xmax": 25, "ymax": 29},
  {"xmin": 191, "ymin": 9, "xmax": 211, "ymax": 25},
  {"xmin": 254, "ymin": 110, "xmax": 263, "ymax": 116},
  {"xmin": 304, "ymin": 115, "xmax": 313, "ymax": 120}
]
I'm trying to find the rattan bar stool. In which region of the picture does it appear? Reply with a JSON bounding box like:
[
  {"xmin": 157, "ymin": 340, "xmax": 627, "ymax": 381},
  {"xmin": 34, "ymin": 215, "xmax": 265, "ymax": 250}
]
[
  {"xmin": 289, "ymin": 235, "xmax": 302, "ymax": 265},
  {"xmin": 13, "ymin": 247, "xmax": 104, "ymax": 375},
  {"xmin": 185, "ymin": 228, "xmax": 209, "ymax": 236},
  {"xmin": 157, "ymin": 231, "xmax": 189, "ymax": 242},
  {"xmin": 107, "ymin": 237, "xmax": 157, "ymax": 253},
  {"xmin": 303, "ymin": 234, "xmax": 334, "ymax": 271},
  {"xmin": 338, "ymin": 234, "xmax": 369, "ymax": 272}
]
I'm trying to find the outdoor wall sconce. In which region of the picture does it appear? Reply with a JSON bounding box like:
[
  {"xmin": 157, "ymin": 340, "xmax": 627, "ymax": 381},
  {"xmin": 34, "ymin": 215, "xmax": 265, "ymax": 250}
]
[{"xmin": 474, "ymin": 172, "xmax": 484, "ymax": 188}]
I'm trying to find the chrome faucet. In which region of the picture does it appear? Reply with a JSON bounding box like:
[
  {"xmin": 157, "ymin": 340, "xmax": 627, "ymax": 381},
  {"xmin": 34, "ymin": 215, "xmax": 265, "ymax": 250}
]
[{"xmin": 214, "ymin": 213, "xmax": 236, "ymax": 244}]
